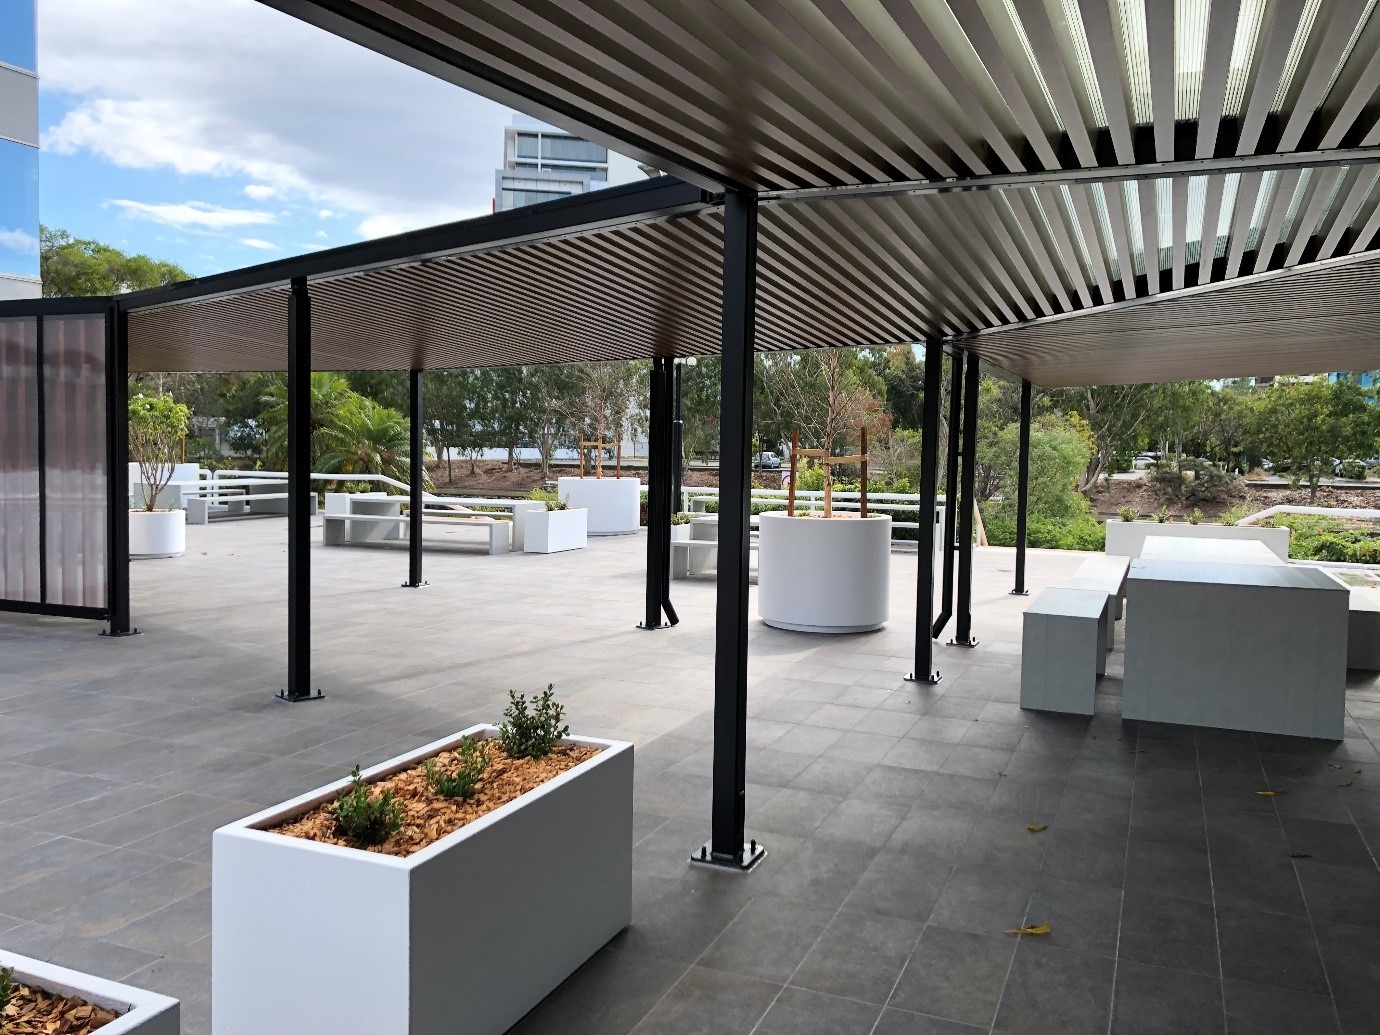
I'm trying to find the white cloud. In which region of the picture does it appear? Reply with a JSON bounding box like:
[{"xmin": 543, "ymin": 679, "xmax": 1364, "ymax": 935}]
[
  {"xmin": 108, "ymin": 199, "xmax": 277, "ymax": 230},
  {"xmin": 238, "ymin": 237, "xmax": 278, "ymax": 250},
  {"xmin": 0, "ymin": 228, "xmax": 40, "ymax": 254},
  {"xmin": 36, "ymin": 0, "xmax": 559, "ymax": 240}
]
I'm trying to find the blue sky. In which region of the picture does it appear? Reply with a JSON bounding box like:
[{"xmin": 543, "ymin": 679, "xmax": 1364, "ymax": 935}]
[{"xmin": 36, "ymin": 0, "xmax": 639, "ymax": 278}]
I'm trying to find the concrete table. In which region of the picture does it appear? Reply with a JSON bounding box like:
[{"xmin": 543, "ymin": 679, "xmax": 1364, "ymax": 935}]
[
  {"xmin": 1140, "ymin": 535, "xmax": 1284, "ymax": 565},
  {"xmin": 1123, "ymin": 559, "xmax": 1349, "ymax": 739}
]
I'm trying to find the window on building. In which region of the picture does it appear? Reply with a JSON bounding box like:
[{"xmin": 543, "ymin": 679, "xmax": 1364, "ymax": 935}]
[
  {"xmin": 514, "ymin": 133, "xmax": 541, "ymax": 159},
  {"xmin": 502, "ymin": 188, "xmax": 573, "ymax": 208},
  {"xmin": 0, "ymin": 2, "xmax": 36, "ymax": 71},
  {"xmin": 0, "ymin": 139, "xmax": 39, "ymax": 278},
  {"xmin": 540, "ymin": 137, "xmax": 607, "ymax": 163}
]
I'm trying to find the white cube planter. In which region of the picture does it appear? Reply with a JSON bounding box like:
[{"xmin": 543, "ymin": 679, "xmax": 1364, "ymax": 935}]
[
  {"xmin": 212, "ymin": 725, "xmax": 633, "ymax": 1035},
  {"xmin": 670, "ymin": 523, "xmax": 692, "ymax": 541},
  {"xmin": 757, "ymin": 512, "xmax": 892, "ymax": 632},
  {"xmin": 1105, "ymin": 520, "xmax": 1290, "ymax": 560},
  {"xmin": 0, "ymin": 950, "xmax": 179, "ymax": 1034},
  {"xmin": 556, "ymin": 476, "xmax": 641, "ymax": 535},
  {"xmin": 523, "ymin": 507, "xmax": 588, "ymax": 553},
  {"xmin": 128, "ymin": 509, "xmax": 186, "ymax": 559}
]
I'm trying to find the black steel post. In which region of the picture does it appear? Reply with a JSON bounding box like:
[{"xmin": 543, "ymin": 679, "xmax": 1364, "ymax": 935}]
[
  {"xmin": 951, "ymin": 351, "xmax": 980, "ymax": 647},
  {"xmin": 671, "ymin": 360, "xmax": 684, "ymax": 514},
  {"xmin": 695, "ymin": 190, "xmax": 763, "ymax": 872},
  {"xmin": 1012, "ymin": 379, "xmax": 1032, "ymax": 596},
  {"xmin": 907, "ymin": 340, "xmax": 944, "ymax": 683},
  {"xmin": 642, "ymin": 357, "xmax": 677, "ymax": 629},
  {"xmin": 279, "ymin": 277, "xmax": 322, "ymax": 702},
  {"xmin": 103, "ymin": 306, "xmax": 135, "ymax": 636},
  {"xmin": 404, "ymin": 369, "xmax": 427, "ymax": 588},
  {"xmin": 933, "ymin": 351, "xmax": 962, "ymax": 638}
]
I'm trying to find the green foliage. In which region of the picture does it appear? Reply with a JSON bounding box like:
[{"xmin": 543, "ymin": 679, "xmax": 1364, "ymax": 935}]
[
  {"xmin": 671, "ymin": 512, "xmax": 693, "ymax": 525},
  {"xmin": 1273, "ymin": 514, "xmax": 1380, "ymax": 563},
  {"xmin": 1252, "ymin": 378, "xmax": 1380, "ymax": 503},
  {"xmin": 500, "ymin": 684, "xmax": 570, "ymax": 759},
  {"xmin": 529, "ymin": 486, "xmax": 568, "ymax": 511},
  {"xmin": 1218, "ymin": 505, "xmax": 1249, "ymax": 526},
  {"xmin": 1117, "ymin": 505, "xmax": 1139, "ymax": 522},
  {"xmin": 41, "ymin": 225, "xmax": 188, "ymax": 296},
  {"xmin": 0, "ymin": 964, "xmax": 13, "ymax": 1012},
  {"xmin": 1155, "ymin": 505, "xmax": 1171, "ymax": 523},
  {"xmin": 317, "ymin": 397, "xmax": 419, "ymax": 486},
  {"xmin": 1340, "ymin": 460, "xmax": 1369, "ymax": 480},
  {"xmin": 331, "ymin": 765, "xmax": 404, "ymax": 846},
  {"xmin": 423, "ymin": 739, "xmax": 490, "ymax": 799},
  {"xmin": 1148, "ymin": 458, "xmax": 1239, "ymax": 506},
  {"xmin": 979, "ymin": 413, "xmax": 1093, "ymax": 524},
  {"xmin": 128, "ymin": 394, "xmax": 192, "ymax": 512},
  {"xmin": 1188, "ymin": 508, "xmax": 1203, "ymax": 525},
  {"xmin": 985, "ymin": 511, "xmax": 1106, "ymax": 552}
]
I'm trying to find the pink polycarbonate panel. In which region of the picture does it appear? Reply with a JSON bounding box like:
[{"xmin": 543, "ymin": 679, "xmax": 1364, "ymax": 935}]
[
  {"xmin": 0, "ymin": 316, "xmax": 41, "ymax": 603},
  {"xmin": 43, "ymin": 315, "xmax": 107, "ymax": 609}
]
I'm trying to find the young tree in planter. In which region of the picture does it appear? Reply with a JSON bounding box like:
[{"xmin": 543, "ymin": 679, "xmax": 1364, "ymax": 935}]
[{"xmin": 129, "ymin": 394, "xmax": 191, "ymax": 511}]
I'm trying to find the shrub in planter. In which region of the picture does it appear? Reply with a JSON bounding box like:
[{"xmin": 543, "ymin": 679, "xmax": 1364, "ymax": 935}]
[
  {"xmin": 423, "ymin": 738, "xmax": 489, "ymax": 798},
  {"xmin": 1188, "ymin": 508, "xmax": 1203, "ymax": 525},
  {"xmin": 1219, "ymin": 505, "xmax": 1248, "ymax": 526},
  {"xmin": 671, "ymin": 512, "xmax": 692, "ymax": 525},
  {"xmin": 1117, "ymin": 505, "xmax": 1138, "ymax": 522},
  {"xmin": 128, "ymin": 394, "xmax": 191, "ymax": 512},
  {"xmin": 1155, "ymin": 505, "xmax": 1171, "ymax": 523},
  {"xmin": 0, "ymin": 952, "xmax": 178, "ymax": 1034},
  {"xmin": 331, "ymin": 765, "xmax": 404, "ymax": 846},
  {"xmin": 500, "ymin": 685, "xmax": 570, "ymax": 758}
]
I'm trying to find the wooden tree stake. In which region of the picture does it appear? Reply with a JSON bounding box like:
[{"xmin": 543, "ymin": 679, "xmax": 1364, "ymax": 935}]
[{"xmin": 788, "ymin": 428, "xmax": 799, "ymax": 517}]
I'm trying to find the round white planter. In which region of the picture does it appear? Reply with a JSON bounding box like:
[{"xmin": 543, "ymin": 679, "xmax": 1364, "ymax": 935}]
[
  {"xmin": 757, "ymin": 512, "xmax": 891, "ymax": 633},
  {"xmin": 128, "ymin": 509, "xmax": 186, "ymax": 559},
  {"xmin": 556, "ymin": 476, "xmax": 642, "ymax": 535}
]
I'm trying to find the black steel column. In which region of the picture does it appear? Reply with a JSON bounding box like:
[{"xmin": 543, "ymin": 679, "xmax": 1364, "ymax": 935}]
[
  {"xmin": 404, "ymin": 369, "xmax": 427, "ymax": 588},
  {"xmin": 1012, "ymin": 379, "xmax": 1032, "ymax": 596},
  {"xmin": 103, "ymin": 306, "xmax": 135, "ymax": 636},
  {"xmin": 933, "ymin": 351, "xmax": 963, "ymax": 638},
  {"xmin": 951, "ymin": 351, "xmax": 980, "ymax": 648},
  {"xmin": 671, "ymin": 360, "xmax": 684, "ymax": 514},
  {"xmin": 642, "ymin": 357, "xmax": 677, "ymax": 630},
  {"xmin": 696, "ymin": 190, "xmax": 763, "ymax": 872},
  {"xmin": 907, "ymin": 340, "xmax": 944, "ymax": 683},
  {"xmin": 279, "ymin": 278, "xmax": 322, "ymax": 702}
]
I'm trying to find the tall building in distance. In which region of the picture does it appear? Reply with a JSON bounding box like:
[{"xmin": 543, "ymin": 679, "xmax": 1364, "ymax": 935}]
[
  {"xmin": 0, "ymin": 0, "xmax": 40, "ymax": 299},
  {"xmin": 495, "ymin": 117, "xmax": 608, "ymax": 211}
]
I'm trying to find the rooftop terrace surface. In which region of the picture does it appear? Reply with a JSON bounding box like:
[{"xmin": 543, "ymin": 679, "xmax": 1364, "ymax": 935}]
[{"xmin": 1, "ymin": 518, "xmax": 1378, "ymax": 1034}]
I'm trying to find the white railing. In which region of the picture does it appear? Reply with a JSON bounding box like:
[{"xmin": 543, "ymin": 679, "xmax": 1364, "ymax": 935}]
[
  {"xmin": 681, "ymin": 486, "xmax": 942, "ymax": 532},
  {"xmin": 1238, "ymin": 504, "xmax": 1380, "ymax": 525},
  {"xmin": 210, "ymin": 470, "xmax": 530, "ymax": 510}
]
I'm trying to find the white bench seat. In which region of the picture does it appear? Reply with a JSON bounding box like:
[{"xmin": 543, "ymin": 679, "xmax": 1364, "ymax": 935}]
[
  {"xmin": 670, "ymin": 538, "xmax": 758, "ymax": 579},
  {"xmin": 1055, "ymin": 553, "xmax": 1131, "ymax": 655},
  {"xmin": 322, "ymin": 513, "xmax": 509, "ymax": 554},
  {"xmin": 1020, "ymin": 588, "xmax": 1107, "ymax": 716}
]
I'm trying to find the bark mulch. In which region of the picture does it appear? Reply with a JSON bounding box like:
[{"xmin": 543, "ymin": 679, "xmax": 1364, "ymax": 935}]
[
  {"xmin": 2, "ymin": 983, "xmax": 119, "ymax": 1033},
  {"xmin": 268, "ymin": 740, "xmax": 600, "ymax": 858}
]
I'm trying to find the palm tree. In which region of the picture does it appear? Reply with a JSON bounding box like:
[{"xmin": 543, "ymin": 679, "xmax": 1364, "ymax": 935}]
[
  {"xmin": 260, "ymin": 372, "xmax": 356, "ymax": 469},
  {"xmin": 317, "ymin": 397, "xmax": 430, "ymax": 488}
]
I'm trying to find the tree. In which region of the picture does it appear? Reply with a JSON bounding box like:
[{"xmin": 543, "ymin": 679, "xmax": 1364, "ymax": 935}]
[
  {"xmin": 1253, "ymin": 378, "xmax": 1380, "ymax": 503},
  {"xmin": 1048, "ymin": 383, "xmax": 1162, "ymax": 488},
  {"xmin": 40, "ymin": 226, "xmax": 188, "ymax": 296},
  {"xmin": 128, "ymin": 394, "xmax": 191, "ymax": 511},
  {"xmin": 317, "ymin": 396, "xmax": 423, "ymax": 486},
  {"xmin": 259, "ymin": 372, "xmax": 357, "ymax": 470},
  {"xmin": 977, "ymin": 412, "xmax": 1092, "ymax": 521},
  {"xmin": 755, "ymin": 348, "xmax": 887, "ymax": 457},
  {"xmin": 560, "ymin": 361, "xmax": 646, "ymax": 467},
  {"xmin": 524, "ymin": 365, "xmax": 577, "ymax": 479}
]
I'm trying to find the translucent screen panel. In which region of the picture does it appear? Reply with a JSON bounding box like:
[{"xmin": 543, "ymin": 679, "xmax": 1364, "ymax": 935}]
[
  {"xmin": 0, "ymin": 315, "xmax": 39, "ymax": 601},
  {"xmin": 43, "ymin": 315, "xmax": 107, "ymax": 609}
]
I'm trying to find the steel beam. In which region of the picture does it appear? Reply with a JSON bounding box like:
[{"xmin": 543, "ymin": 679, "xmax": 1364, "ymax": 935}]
[
  {"xmin": 405, "ymin": 369, "xmax": 426, "ymax": 588},
  {"xmin": 951, "ymin": 352, "xmax": 980, "ymax": 647},
  {"xmin": 279, "ymin": 278, "xmax": 323, "ymax": 702},
  {"xmin": 103, "ymin": 306, "xmax": 134, "ymax": 636},
  {"xmin": 1012, "ymin": 379, "xmax": 1032, "ymax": 596},
  {"xmin": 933, "ymin": 352, "xmax": 962, "ymax": 638},
  {"xmin": 907, "ymin": 340, "xmax": 944, "ymax": 684},
  {"xmin": 696, "ymin": 191, "xmax": 764, "ymax": 872}
]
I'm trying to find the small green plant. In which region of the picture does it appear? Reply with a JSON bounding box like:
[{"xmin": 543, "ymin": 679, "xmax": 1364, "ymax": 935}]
[
  {"xmin": 1154, "ymin": 505, "xmax": 1171, "ymax": 523},
  {"xmin": 128, "ymin": 394, "xmax": 192, "ymax": 512},
  {"xmin": 548, "ymin": 495, "xmax": 570, "ymax": 512},
  {"xmin": 331, "ymin": 765, "xmax": 404, "ymax": 846},
  {"xmin": 1187, "ymin": 508, "xmax": 1203, "ymax": 525},
  {"xmin": 670, "ymin": 512, "xmax": 692, "ymax": 525},
  {"xmin": 1117, "ymin": 505, "xmax": 1138, "ymax": 522},
  {"xmin": 0, "ymin": 964, "xmax": 13, "ymax": 1012},
  {"xmin": 500, "ymin": 684, "xmax": 570, "ymax": 759},
  {"xmin": 424, "ymin": 738, "xmax": 490, "ymax": 799},
  {"xmin": 1219, "ymin": 505, "xmax": 1248, "ymax": 526}
]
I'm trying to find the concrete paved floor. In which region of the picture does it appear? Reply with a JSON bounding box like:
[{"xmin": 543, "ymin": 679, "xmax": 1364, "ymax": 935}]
[{"xmin": 1, "ymin": 517, "xmax": 1378, "ymax": 1033}]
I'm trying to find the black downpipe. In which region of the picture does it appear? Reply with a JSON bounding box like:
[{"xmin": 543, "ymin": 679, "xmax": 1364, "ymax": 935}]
[
  {"xmin": 103, "ymin": 306, "xmax": 134, "ymax": 636},
  {"xmin": 933, "ymin": 351, "xmax": 963, "ymax": 638},
  {"xmin": 908, "ymin": 339, "xmax": 944, "ymax": 684},
  {"xmin": 1012, "ymin": 379, "xmax": 1032, "ymax": 596},
  {"xmin": 405, "ymin": 369, "xmax": 426, "ymax": 588},
  {"xmin": 952, "ymin": 352, "xmax": 980, "ymax": 648}
]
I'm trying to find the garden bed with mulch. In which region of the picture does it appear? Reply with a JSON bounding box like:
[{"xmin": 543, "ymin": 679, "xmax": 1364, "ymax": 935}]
[
  {"xmin": 268, "ymin": 740, "xmax": 599, "ymax": 858},
  {"xmin": 2, "ymin": 982, "xmax": 119, "ymax": 1033}
]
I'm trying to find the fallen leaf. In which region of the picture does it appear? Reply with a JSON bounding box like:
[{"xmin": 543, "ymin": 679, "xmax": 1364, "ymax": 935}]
[
  {"xmin": 1339, "ymin": 781, "xmax": 1354, "ymax": 788},
  {"xmin": 1255, "ymin": 789, "xmax": 1287, "ymax": 797},
  {"xmin": 995, "ymin": 771, "xmax": 1006, "ymax": 778},
  {"xmin": 1328, "ymin": 764, "xmax": 1343, "ymax": 770},
  {"xmin": 1286, "ymin": 852, "xmax": 1312, "ymax": 859},
  {"xmin": 1355, "ymin": 769, "xmax": 1363, "ymax": 775},
  {"xmin": 1025, "ymin": 823, "xmax": 1048, "ymax": 833},
  {"xmin": 1006, "ymin": 921, "xmax": 1052, "ymax": 936}
]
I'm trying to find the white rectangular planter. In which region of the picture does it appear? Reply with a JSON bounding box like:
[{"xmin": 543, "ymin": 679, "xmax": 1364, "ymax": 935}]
[
  {"xmin": 0, "ymin": 950, "xmax": 179, "ymax": 1035},
  {"xmin": 1105, "ymin": 520, "xmax": 1291, "ymax": 560},
  {"xmin": 212, "ymin": 725, "xmax": 633, "ymax": 1035},
  {"xmin": 523, "ymin": 507, "xmax": 588, "ymax": 553}
]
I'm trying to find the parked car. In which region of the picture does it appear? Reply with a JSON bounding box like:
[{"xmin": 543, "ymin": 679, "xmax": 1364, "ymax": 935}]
[
  {"xmin": 1131, "ymin": 453, "xmax": 1158, "ymax": 470},
  {"xmin": 753, "ymin": 451, "xmax": 782, "ymax": 469}
]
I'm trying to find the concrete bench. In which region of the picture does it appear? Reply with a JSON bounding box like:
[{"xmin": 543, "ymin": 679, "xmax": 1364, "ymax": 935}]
[
  {"xmin": 1055, "ymin": 553, "xmax": 1131, "ymax": 654},
  {"xmin": 1020, "ymin": 588, "xmax": 1107, "ymax": 716},
  {"xmin": 670, "ymin": 538, "xmax": 758, "ymax": 579},
  {"xmin": 323, "ymin": 513, "xmax": 510, "ymax": 555}
]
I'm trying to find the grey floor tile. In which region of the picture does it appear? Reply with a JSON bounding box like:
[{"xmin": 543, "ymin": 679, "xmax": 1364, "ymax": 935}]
[
  {"xmin": 122, "ymin": 956, "xmax": 211, "ymax": 1004},
  {"xmin": 749, "ymin": 788, "xmax": 844, "ymax": 839},
  {"xmin": 1336, "ymin": 997, "xmax": 1380, "ymax": 1035},
  {"xmin": 753, "ymin": 986, "xmax": 881, "ymax": 1035},
  {"xmin": 1216, "ymin": 905, "xmax": 1329, "ymax": 995},
  {"xmin": 1109, "ymin": 960, "xmax": 1224, "ymax": 1035},
  {"xmin": 929, "ymin": 862, "xmax": 1035, "ymax": 936},
  {"xmin": 1209, "ymin": 848, "xmax": 1308, "ymax": 916},
  {"xmin": 1023, "ymin": 875, "xmax": 1122, "ymax": 957},
  {"xmin": 1124, "ymin": 836, "xmax": 1212, "ymax": 902},
  {"xmin": 885, "ymin": 806, "xmax": 980, "ymax": 859},
  {"xmin": 1038, "ymin": 826, "xmax": 1126, "ymax": 888},
  {"xmin": 1280, "ymin": 817, "xmax": 1375, "ymax": 869},
  {"xmin": 1295, "ymin": 859, "xmax": 1380, "ymax": 926},
  {"xmin": 0, "ymin": 920, "xmax": 160, "ymax": 982},
  {"xmin": 1117, "ymin": 890, "xmax": 1220, "ymax": 976},
  {"xmin": 873, "ymin": 1008, "xmax": 985, "ymax": 1034},
  {"xmin": 1222, "ymin": 979, "xmax": 1341, "ymax": 1035},
  {"xmin": 699, "ymin": 894, "xmax": 835, "ymax": 984},
  {"xmin": 954, "ymin": 816, "xmax": 1048, "ymax": 876},
  {"xmin": 789, "ymin": 756, "xmax": 875, "ymax": 796},
  {"xmin": 993, "ymin": 940, "xmax": 1114, "ymax": 1035},
  {"xmin": 1315, "ymin": 920, "xmax": 1380, "ymax": 1006},
  {"xmin": 104, "ymin": 887, "xmax": 211, "ymax": 956},
  {"xmin": 814, "ymin": 798, "xmax": 909, "ymax": 848},
  {"xmin": 843, "ymin": 847, "xmax": 951, "ymax": 923},
  {"xmin": 41, "ymin": 859, "xmax": 209, "ymax": 938},
  {"xmin": 0, "ymin": 846, "xmax": 166, "ymax": 921},
  {"xmin": 848, "ymin": 767, "xmax": 932, "ymax": 808},
  {"xmin": 882, "ymin": 739, "xmax": 956, "ymax": 772},
  {"xmin": 630, "ymin": 966, "xmax": 779, "ymax": 1035},
  {"xmin": 760, "ymin": 840, "xmax": 880, "ymax": 911},
  {"xmin": 889, "ymin": 924, "xmax": 1015, "ymax": 1027},
  {"xmin": 791, "ymin": 908, "xmax": 922, "ymax": 1005}
]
